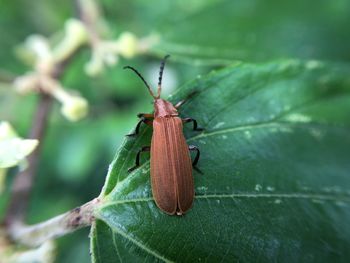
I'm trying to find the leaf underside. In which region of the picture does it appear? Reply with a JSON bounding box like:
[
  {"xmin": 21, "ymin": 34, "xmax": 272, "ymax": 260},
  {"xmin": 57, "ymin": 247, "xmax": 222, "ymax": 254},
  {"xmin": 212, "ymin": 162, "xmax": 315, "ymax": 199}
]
[{"xmin": 91, "ymin": 60, "xmax": 350, "ymax": 262}]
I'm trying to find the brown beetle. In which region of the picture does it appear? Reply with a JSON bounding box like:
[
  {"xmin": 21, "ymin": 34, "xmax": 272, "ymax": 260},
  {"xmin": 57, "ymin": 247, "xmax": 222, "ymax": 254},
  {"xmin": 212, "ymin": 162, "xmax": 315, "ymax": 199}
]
[{"xmin": 124, "ymin": 55, "xmax": 202, "ymax": 215}]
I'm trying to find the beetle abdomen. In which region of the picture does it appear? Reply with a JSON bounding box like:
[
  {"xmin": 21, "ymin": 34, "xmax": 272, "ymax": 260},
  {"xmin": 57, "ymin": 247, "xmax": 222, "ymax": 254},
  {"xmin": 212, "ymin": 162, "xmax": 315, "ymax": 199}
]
[{"xmin": 150, "ymin": 117, "xmax": 194, "ymax": 215}]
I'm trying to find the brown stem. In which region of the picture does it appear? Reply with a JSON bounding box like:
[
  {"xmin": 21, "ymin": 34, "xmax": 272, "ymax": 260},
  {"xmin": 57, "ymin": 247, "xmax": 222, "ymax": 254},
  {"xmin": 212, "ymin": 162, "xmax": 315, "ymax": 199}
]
[
  {"xmin": 8, "ymin": 198, "xmax": 100, "ymax": 247},
  {"xmin": 4, "ymin": 93, "xmax": 53, "ymax": 227}
]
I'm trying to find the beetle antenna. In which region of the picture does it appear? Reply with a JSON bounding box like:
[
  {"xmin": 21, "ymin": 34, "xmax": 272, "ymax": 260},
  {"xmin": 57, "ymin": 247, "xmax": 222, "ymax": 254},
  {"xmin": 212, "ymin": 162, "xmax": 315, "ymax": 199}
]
[
  {"xmin": 123, "ymin": 66, "xmax": 156, "ymax": 98},
  {"xmin": 157, "ymin": 55, "xmax": 170, "ymax": 98}
]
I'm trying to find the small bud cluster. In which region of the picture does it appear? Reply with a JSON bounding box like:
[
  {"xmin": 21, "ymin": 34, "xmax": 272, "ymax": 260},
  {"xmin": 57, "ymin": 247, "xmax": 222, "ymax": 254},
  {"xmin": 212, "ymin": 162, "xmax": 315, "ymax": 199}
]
[
  {"xmin": 85, "ymin": 32, "xmax": 139, "ymax": 76},
  {"xmin": 12, "ymin": 11, "xmax": 157, "ymax": 121},
  {"xmin": 13, "ymin": 19, "xmax": 90, "ymax": 122}
]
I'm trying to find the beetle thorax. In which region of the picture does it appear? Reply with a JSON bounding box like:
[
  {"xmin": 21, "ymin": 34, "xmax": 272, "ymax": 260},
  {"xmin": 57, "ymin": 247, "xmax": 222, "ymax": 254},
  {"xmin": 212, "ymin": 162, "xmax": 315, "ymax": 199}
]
[{"xmin": 154, "ymin": 99, "xmax": 178, "ymax": 118}]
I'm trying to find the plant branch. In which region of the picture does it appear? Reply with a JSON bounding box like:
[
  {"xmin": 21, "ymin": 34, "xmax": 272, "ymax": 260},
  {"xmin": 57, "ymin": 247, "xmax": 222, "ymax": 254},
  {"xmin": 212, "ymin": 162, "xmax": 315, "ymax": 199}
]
[
  {"xmin": 4, "ymin": 93, "xmax": 53, "ymax": 227},
  {"xmin": 7, "ymin": 198, "xmax": 100, "ymax": 247},
  {"xmin": 4, "ymin": 22, "xmax": 83, "ymax": 228}
]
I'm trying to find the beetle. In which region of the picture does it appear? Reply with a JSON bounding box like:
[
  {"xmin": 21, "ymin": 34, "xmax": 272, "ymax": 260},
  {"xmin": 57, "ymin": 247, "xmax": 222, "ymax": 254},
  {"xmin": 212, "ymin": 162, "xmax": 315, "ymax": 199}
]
[{"xmin": 124, "ymin": 55, "xmax": 203, "ymax": 215}]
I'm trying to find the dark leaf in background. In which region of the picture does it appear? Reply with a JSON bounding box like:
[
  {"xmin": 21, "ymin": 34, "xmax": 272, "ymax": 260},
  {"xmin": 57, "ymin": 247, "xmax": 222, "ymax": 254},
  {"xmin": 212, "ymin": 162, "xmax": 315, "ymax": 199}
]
[{"xmin": 152, "ymin": 0, "xmax": 350, "ymax": 65}]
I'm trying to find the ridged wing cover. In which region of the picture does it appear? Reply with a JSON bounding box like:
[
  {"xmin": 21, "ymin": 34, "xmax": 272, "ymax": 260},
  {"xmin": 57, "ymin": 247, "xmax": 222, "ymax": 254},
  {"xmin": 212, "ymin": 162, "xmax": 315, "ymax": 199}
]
[{"xmin": 150, "ymin": 117, "xmax": 194, "ymax": 214}]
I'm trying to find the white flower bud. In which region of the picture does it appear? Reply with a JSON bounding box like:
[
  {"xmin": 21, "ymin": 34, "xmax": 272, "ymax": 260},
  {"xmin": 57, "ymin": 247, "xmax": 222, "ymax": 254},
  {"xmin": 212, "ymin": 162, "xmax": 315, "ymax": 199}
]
[
  {"xmin": 85, "ymin": 50, "xmax": 104, "ymax": 76},
  {"xmin": 25, "ymin": 35, "xmax": 52, "ymax": 61},
  {"xmin": 53, "ymin": 19, "xmax": 88, "ymax": 63},
  {"xmin": 103, "ymin": 51, "xmax": 118, "ymax": 66},
  {"xmin": 117, "ymin": 32, "xmax": 138, "ymax": 58},
  {"xmin": 24, "ymin": 35, "xmax": 54, "ymax": 73},
  {"xmin": 61, "ymin": 96, "xmax": 88, "ymax": 122},
  {"xmin": 66, "ymin": 19, "xmax": 88, "ymax": 44}
]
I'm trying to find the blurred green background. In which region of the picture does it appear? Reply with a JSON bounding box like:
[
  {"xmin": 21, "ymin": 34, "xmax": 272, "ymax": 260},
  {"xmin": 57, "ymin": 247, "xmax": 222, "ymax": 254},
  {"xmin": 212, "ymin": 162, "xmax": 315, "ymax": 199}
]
[{"xmin": 0, "ymin": 0, "xmax": 350, "ymax": 262}]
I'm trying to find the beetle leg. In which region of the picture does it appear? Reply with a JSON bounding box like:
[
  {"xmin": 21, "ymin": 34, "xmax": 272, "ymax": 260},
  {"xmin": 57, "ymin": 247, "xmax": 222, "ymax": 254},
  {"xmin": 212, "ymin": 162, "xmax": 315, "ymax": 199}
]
[
  {"xmin": 128, "ymin": 146, "xmax": 151, "ymax": 172},
  {"xmin": 174, "ymin": 99, "xmax": 186, "ymax": 109},
  {"xmin": 175, "ymin": 91, "xmax": 199, "ymax": 108},
  {"xmin": 127, "ymin": 114, "xmax": 154, "ymax": 137},
  {"xmin": 137, "ymin": 113, "xmax": 154, "ymax": 118},
  {"xmin": 189, "ymin": 145, "xmax": 203, "ymax": 174},
  {"xmin": 183, "ymin": 118, "xmax": 204, "ymax": 131},
  {"xmin": 189, "ymin": 145, "xmax": 200, "ymax": 166}
]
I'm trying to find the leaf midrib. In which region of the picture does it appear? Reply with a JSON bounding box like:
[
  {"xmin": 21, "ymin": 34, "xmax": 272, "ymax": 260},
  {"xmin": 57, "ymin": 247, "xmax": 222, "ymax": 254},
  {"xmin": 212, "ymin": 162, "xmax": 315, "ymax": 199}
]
[
  {"xmin": 106, "ymin": 222, "xmax": 173, "ymax": 263},
  {"xmin": 99, "ymin": 192, "xmax": 350, "ymax": 211}
]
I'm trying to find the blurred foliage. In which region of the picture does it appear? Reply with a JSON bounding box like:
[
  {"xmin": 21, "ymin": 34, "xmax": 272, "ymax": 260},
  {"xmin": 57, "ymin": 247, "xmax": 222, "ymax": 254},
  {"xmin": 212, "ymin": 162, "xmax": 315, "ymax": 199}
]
[{"xmin": 0, "ymin": 0, "xmax": 350, "ymax": 262}]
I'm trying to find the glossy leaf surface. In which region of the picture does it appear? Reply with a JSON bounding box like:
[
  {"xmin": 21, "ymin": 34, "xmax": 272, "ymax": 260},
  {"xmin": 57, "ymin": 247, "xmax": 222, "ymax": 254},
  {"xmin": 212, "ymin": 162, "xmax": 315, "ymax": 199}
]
[{"xmin": 91, "ymin": 60, "xmax": 350, "ymax": 262}]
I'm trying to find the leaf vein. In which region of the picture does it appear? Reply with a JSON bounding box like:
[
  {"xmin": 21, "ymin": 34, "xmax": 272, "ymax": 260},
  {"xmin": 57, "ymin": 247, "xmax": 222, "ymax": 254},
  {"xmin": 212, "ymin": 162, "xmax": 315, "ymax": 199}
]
[
  {"xmin": 187, "ymin": 121, "xmax": 350, "ymax": 142},
  {"xmin": 111, "ymin": 228, "xmax": 123, "ymax": 263},
  {"xmin": 107, "ymin": 223, "xmax": 173, "ymax": 263}
]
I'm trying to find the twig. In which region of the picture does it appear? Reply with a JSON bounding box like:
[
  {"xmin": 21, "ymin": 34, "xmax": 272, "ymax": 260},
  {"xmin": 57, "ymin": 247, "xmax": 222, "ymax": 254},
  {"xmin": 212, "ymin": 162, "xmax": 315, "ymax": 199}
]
[
  {"xmin": 7, "ymin": 198, "xmax": 100, "ymax": 247},
  {"xmin": 4, "ymin": 93, "xmax": 53, "ymax": 227}
]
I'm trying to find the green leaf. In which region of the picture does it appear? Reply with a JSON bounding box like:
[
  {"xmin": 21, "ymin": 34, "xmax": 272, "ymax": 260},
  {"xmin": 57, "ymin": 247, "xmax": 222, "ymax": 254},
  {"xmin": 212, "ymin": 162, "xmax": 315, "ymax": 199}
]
[
  {"xmin": 151, "ymin": 0, "xmax": 350, "ymax": 64},
  {"xmin": 91, "ymin": 60, "xmax": 350, "ymax": 262},
  {"xmin": 0, "ymin": 121, "xmax": 38, "ymax": 194},
  {"xmin": 0, "ymin": 122, "xmax": 38, "ymax": 169}
]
